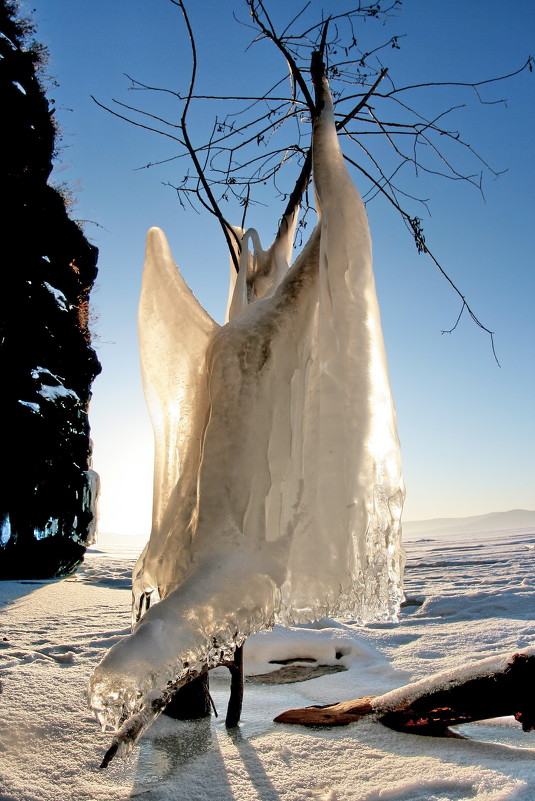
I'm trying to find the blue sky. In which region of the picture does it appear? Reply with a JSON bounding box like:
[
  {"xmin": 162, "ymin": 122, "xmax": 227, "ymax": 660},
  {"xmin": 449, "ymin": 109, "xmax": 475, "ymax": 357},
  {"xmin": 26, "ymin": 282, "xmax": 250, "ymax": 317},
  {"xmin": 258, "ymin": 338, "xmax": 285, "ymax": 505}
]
[{"xmin": 26, "ymin": 0, "xmax": 535, "ymax": 535}]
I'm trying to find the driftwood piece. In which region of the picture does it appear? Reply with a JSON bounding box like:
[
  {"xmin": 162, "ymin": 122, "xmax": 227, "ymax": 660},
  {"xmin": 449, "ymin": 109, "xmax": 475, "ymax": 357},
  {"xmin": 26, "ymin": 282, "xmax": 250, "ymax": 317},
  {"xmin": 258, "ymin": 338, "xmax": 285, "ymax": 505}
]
[
  {"xmin": 163, "ymin": 673, "xmax": 212, "ymax": 720},
  {"xmin": 274, "ymin": 696, "xmax": 376, "ymax": 726},
  {"xmin": 275, "ymin": 652, "xmax": 535, "ymax": 736}
]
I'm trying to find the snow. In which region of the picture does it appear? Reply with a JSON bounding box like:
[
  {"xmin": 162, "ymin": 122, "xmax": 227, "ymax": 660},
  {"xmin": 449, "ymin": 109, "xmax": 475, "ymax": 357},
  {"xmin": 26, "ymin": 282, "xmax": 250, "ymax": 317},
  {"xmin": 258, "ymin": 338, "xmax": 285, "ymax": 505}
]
[
  {"xmin": 38, "ymin": 384, "xmax": 79, "ymax": 404},
  {"xmin": 33, "ymin": 517, "xmax": 60, "ymax": 540},
  {"xmin": 43, "ymin": 281, "xmax": 69, "ymax": 311},
  {"xmin": 1, "ymin": 513, "xmax": 11, "ymax": 545},
  {"xmin": 1, "ymin": 521, "xmax": 535, "ymax": 800},
  {"xmin": 95, "ymin": 75, "xmax": 403, "ymax": 740},
  {"xmin": 28, "ymin": 366, "xmax": 81, "ymax": 404},
  {"xmin": 18, "ymin": 399, "xmax": 40, "ymax": 413}
]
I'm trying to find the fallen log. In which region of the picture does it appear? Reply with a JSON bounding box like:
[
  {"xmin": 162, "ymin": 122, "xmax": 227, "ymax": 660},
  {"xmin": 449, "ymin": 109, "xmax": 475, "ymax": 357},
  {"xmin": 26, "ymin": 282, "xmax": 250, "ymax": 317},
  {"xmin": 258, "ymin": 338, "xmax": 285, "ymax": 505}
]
[{"xmin": 274, "ymin": 650, "xmax": 535, "ymax": 736}]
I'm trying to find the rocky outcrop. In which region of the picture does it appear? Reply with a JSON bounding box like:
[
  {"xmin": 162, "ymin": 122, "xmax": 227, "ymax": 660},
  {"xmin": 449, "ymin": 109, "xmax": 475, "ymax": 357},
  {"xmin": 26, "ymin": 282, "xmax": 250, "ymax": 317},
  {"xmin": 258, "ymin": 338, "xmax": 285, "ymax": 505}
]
[{"xmin": 0, "ymin": 1, "xmax": 101, "ymax": 578}]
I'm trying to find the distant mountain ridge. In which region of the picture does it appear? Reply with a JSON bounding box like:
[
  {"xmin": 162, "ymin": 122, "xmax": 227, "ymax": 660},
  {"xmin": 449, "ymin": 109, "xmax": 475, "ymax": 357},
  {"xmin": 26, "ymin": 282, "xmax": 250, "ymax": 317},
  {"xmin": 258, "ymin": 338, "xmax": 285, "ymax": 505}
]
[{"xmin": 403, "ymin": 509, "xmax": 535, "ymax": 539}]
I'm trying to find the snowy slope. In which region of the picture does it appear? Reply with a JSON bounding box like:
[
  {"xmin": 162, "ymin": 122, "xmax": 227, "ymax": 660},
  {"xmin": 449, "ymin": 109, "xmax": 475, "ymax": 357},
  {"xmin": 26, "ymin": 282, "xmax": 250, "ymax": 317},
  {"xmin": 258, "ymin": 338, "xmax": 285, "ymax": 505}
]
[{"xmin": 1, "ymin": 521, "xmax": 535, "ymax": 800}]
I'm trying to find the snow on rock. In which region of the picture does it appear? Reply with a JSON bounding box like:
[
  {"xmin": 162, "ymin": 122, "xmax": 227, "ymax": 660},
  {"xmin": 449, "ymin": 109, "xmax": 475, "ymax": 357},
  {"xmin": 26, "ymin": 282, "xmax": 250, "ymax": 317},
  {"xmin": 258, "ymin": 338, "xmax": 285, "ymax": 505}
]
[
  {"xmin": 33, "ymin": 517, "xmax": 60, "ymax": 540},
  {"xmin": 30, "ymin": 366, "xmax": 80, "ymax": 404},
  {"xmin": 17, "ymin": 399, "xmax": 40, "ymax": 413},
  {"xmin": 18, "ymin": 367, "xmax": 81, "ymax": 412},
  {"xmin": 43, "ymin": 281, "xmax": 69, "ymax": 311},
  {"xmin": 89, "ymin": 76, "xmax": 404, "ymax": 736},
  {"xmin": 37, "ymin": 383, "xmax": 80, "ymax": 403},
  {"xmin": 1, "ymin": 513, "xmax": 12, "ymax": 545}
]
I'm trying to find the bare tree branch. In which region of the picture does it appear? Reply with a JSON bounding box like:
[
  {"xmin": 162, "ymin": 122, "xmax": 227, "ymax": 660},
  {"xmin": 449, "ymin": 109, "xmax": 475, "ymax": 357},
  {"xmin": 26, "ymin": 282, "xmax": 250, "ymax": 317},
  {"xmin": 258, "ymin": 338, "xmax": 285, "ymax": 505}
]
[
  {"xmin": 171, "ymin": 0, "xmax": 243, "ymax": 266},
  {"xmin": 91, "ymin": 1, "xmax": 532, "ymax": 355}
]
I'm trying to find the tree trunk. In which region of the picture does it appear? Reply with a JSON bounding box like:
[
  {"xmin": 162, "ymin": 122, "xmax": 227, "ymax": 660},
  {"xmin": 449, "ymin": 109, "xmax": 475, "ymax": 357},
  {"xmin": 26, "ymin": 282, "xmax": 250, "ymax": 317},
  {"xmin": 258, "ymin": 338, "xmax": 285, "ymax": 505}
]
[
  {"xmin": 163, "ymin": 673, "xmax": 212, "ymax": 720},
  {"xmin": 274, "ymin": 651, "xmax": 535, "ymax": 736}
]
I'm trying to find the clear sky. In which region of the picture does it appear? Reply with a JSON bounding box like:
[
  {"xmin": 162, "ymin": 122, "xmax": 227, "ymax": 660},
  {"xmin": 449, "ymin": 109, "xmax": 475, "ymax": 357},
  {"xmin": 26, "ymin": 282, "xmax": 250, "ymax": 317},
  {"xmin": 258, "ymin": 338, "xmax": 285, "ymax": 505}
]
[{"xmin": 25, "ymin": 0, "xmax": 535, "ymax": 536}]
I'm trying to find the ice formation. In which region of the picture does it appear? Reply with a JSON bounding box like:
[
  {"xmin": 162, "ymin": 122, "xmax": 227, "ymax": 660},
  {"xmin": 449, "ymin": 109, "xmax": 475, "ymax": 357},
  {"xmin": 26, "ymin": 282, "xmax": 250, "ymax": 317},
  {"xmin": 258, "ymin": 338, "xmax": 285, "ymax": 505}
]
[{"xmin": 89, "ymin": 77, "xmax": 405, "ymax": 741}]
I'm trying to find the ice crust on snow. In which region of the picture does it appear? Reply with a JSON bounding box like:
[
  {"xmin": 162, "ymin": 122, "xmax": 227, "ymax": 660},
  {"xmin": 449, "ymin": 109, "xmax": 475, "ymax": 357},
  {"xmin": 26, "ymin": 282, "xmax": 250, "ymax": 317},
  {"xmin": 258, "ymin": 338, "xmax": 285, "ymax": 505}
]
[{"xmin": 89, "ymin": 78, "xmax": 404, "ymax": 734}]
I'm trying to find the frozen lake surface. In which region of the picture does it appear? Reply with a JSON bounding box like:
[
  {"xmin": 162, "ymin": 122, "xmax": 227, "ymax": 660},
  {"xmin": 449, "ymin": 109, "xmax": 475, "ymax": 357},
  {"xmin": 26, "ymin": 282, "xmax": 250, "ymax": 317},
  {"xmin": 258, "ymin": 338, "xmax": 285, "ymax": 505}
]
[{"xmin": 1, "ymin": 520, "xmax": 535, "ymax": 800}]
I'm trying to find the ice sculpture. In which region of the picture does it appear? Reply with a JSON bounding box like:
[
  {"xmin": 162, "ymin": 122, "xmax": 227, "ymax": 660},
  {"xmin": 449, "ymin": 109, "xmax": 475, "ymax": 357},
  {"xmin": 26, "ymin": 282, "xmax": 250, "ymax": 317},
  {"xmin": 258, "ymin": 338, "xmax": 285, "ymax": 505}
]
[{"xmin": 89, "ymin": 76, "xmax": 405, "ymax": 748}]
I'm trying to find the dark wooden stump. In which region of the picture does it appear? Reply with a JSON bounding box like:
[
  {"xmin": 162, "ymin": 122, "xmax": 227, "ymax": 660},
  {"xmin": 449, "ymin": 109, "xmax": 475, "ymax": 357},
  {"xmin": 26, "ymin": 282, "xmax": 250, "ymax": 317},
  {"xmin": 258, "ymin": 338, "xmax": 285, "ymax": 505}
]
[
  {"xmin": 161, "ymin": 643, "xmax": 245, "ymax": 724},
  {"xmin": 163, "ymin": 673, "xmax": 212, "ymax": 720}
]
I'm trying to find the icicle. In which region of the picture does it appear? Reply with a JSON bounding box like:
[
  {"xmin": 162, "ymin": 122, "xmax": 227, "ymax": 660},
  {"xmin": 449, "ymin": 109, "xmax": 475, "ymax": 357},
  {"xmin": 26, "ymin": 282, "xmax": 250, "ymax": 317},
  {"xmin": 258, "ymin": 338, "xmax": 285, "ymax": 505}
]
[{"xmin": 131, "ymin": 227, "xmax": 218, "ymax": 620}]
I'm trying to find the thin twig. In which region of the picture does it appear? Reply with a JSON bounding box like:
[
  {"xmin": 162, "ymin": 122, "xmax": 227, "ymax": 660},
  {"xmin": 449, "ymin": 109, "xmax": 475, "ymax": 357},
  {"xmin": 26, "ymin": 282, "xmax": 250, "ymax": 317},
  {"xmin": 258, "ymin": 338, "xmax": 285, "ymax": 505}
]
[
  {"xmin": 344, "ymin": 153, "xmax": 500, "ymax": 365},
  {"xmin": 169, "ymin": 0, "xmax": 242, "ymax": 267}
]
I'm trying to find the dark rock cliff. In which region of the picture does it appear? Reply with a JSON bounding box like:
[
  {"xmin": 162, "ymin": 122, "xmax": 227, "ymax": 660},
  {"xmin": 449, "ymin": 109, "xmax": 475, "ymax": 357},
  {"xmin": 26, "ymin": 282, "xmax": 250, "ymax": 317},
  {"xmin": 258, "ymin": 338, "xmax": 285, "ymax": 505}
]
[{"xmin": 0, "ymin": 1, "xmax": 102, "ymax": 578}]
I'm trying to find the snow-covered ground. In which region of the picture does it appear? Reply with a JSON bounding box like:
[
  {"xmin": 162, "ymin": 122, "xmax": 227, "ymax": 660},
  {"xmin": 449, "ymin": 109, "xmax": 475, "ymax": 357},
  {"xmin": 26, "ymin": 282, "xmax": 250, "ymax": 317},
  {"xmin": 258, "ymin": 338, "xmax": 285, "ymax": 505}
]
[{"xmin": 1, "ymin": 517, "xmax": 535, "ymax": 801}]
